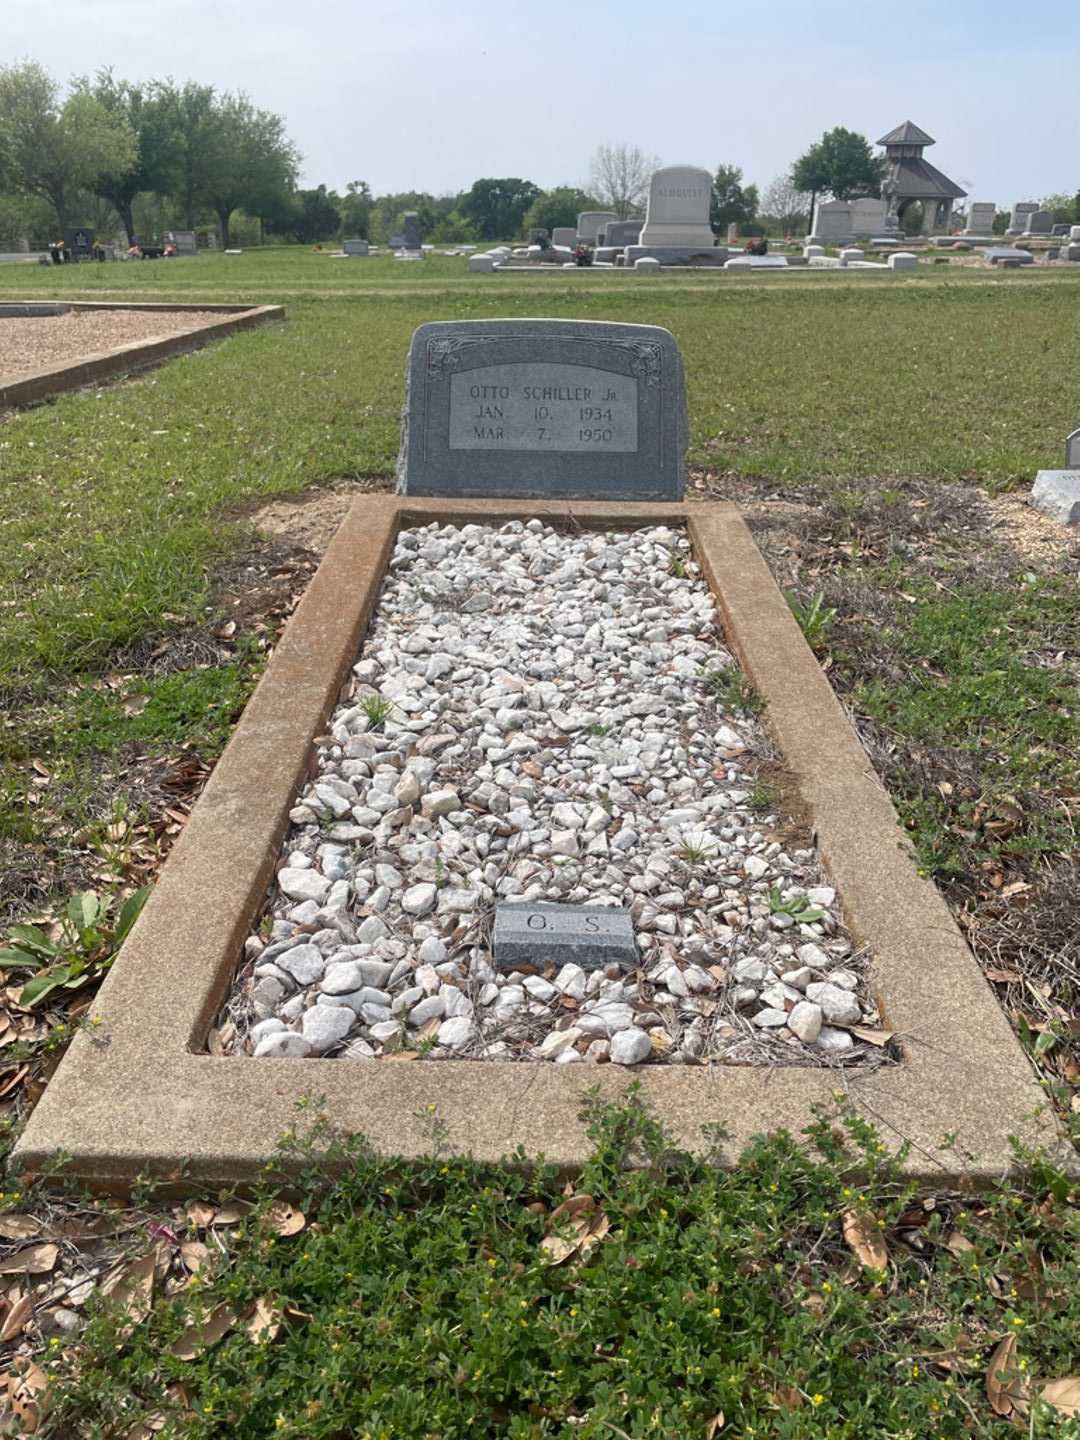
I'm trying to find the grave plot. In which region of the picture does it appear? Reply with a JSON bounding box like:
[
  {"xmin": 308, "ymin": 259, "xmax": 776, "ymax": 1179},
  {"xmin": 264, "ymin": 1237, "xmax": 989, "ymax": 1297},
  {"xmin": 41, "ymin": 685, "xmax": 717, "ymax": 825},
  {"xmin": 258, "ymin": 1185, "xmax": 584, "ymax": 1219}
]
[
  {"xmin": 229, "ymin": 520, "xmax": 885, "ymax": 1068},
  {"xmin": 0, "ymin": 301, "xmax": 284, "ymax": 407}
]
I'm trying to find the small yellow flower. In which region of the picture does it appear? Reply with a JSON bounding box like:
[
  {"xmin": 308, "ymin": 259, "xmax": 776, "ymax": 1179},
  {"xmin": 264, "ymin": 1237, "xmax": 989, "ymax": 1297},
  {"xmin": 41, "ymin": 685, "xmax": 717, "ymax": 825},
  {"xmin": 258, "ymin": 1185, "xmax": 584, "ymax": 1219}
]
[
  {"xmin": 569, "ymin": 1307, "xmax": 578, "ymax": 1317},
  {"xmin": 711, "ymin": 1307, "xmax": 722, "ymax": 1318},
  {"xmin": 822, "ymin": 1281, "xmax": 833, "ymax": 1293},
  {"xmin": 911, "ymin": 1365, "xmax": 920, "ymax": 1378},
  {"xmin": 1011, "ymin": 1316, "xmax": 1025, "ymax": 1328},
  {"xmin": 487, "ymin": 1257, "xmax": 497, "ymax": 1267},
  {"xmin": 811, "ymin": 1394, "xmax": 825, "ymax": 1407}
]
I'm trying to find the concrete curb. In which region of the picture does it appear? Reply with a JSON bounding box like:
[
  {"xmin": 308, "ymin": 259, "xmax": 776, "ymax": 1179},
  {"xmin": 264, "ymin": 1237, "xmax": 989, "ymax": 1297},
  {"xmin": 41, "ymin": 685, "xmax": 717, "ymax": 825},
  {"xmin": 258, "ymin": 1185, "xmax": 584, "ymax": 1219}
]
[
  {"xmin": 12, "ymin": 498, "xmax": 1063, "ymax": 1193},
  {"xmin": 0, "ymin": 304, "xmax": 285, "ymax": 408}
]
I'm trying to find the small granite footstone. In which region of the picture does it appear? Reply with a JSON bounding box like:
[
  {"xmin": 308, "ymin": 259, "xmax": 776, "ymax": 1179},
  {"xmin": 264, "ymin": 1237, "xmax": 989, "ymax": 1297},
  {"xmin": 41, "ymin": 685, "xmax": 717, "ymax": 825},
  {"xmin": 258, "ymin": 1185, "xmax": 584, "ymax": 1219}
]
[
  {"xmin": 1031, "ymin": 471, "xmax": 1080, "ymax": 525},
  {"xmin": 396, "ymin": 319, "xmax": 687, "ymax": 500},
  {"xmin": 1066, "ymin": 428, "xmax": 1080, "ymax": 469},
  {"xmin": 494, "ymin": 902, "xmax": 638, "ymax": 973}
]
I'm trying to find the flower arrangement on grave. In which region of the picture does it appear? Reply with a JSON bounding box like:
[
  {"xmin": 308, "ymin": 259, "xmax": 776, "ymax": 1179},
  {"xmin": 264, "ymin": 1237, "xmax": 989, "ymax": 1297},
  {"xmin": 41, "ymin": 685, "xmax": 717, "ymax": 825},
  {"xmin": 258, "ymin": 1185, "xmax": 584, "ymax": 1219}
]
[{"xmin": 574, "ymin": 244, "xmax": 594, "ymax": 267}]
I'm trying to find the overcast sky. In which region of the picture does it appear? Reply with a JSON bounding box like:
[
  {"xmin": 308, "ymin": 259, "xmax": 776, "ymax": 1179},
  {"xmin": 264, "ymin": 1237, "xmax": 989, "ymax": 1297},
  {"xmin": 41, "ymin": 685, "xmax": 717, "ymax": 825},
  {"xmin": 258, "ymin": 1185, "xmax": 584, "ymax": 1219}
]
[{"xmin": 7, "ymin": 0, "xmax": 1078, "ymax": 203}]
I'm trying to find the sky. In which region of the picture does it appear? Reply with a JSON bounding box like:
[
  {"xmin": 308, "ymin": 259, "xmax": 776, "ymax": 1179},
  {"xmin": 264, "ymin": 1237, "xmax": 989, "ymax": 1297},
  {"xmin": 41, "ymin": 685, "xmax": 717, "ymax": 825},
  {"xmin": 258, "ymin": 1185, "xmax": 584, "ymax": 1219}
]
[{"xmin": 6, "ymin": 0, "xmax": 1079, "ymax": 204}]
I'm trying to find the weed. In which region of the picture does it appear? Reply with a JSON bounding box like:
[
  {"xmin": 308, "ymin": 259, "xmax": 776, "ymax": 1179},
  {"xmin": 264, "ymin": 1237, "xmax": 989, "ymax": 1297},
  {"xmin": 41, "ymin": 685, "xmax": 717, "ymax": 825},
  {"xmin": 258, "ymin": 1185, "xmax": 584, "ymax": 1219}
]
[
  {"xmin": 748, "ymin": 779, "xmax": 775, "ymax": 811},
  {"xmin": 357, "ymin": 693, "xmax": 394, "ymax": 728},
  {"xmin": 0, "ymin": 885, "xmax": 151, "ymax": 1009},
  {"xmin": 767, "ymin": 885, "xmax": 825, "ymax": 923},
  {"xmin": 698, "ymin": 662, "xmax": 763, "ymax": 715},
  {"xmin": 786, "ymin": 589, "xmax": 838, "ymax": 652}
]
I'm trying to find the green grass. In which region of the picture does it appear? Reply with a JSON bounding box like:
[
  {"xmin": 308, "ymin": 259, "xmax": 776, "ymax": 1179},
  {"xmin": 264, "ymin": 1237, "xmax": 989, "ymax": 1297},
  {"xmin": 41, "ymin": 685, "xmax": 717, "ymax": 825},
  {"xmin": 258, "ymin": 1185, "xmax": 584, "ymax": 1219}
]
[{"xmin": 27, "ymin": 1093, "xmax": 1080, "ymax": 1439}]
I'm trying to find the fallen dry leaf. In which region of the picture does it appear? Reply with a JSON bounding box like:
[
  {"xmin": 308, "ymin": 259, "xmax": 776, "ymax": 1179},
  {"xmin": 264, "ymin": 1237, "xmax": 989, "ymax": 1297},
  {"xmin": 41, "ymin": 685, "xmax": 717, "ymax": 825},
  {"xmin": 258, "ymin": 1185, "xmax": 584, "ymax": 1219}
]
[
  {"xmin": 1040, "ymin": 1378, "xmax": 1080, "ymax": 1417},
  {"xmin": 944, "ymin": 1231, "xmax": 976, "ymax": 1256},
  {"xmin": 268, "ymin": 1203, "xmax": 305, "ymax": 1238},
  {"xmin": 246, "ymin": 1296, "xmax": 281, "ymax": 1344},
  {"xmin": 541, "ymin": 1195, "xmax": 610, "ymax": 1266},
  {"xmin": 210, "ymin": 1203, "xmax": 249, "ymax": 1226},
  {"xmin": 100, "ymin": 1251, "xmax": 156, "ymax": 1334},
  {"xmin": 0, "ymin": 1243, "xmax": 58, "ymax": 1276},
  {"xmin": 850, "ymin": 1027, "xmax": 895, "ymax": 1047},
  {"xmin": 0, "ymin": 1290, "xmax": 34, "ymax": 1342},
  {"xmin": 986, "ymin": 1334, "xmax": 1029, "ymax": 1418},
  {"xmin": 184, "ymin": 1201, "xmax": 216, "ymax": 1228},
  {"xmin": 0, "ymin": 1215, "xmax": 43, "ymax": 1242},
  {"xmin": 169, "ymin": 1301, "xmax": 237, "ymax": 1360},
  {"xmin": 8, "ymin": 1359, "xmax": 50, "ymax": 1432},
  {"xmin": 180, "ymin": 1241, "xmax": 210, "ymax": 1274},
  {"xmin": 705, "ymin": 1411, "xmax": 725, "ymax": 1437},
  {"xmin": 842, "ymin": 1208, "xmax": 888, "ymax": 1270}
]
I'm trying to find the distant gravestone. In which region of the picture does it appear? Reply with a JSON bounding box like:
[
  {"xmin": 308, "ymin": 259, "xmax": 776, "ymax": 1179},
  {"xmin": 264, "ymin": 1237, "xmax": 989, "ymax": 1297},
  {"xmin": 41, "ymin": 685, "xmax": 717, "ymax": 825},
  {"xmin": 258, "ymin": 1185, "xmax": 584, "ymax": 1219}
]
[
  {"xmin": 1066, "ymin": 428, "xmax": 1080, "ymax": 468},
  {"xmin": 576, "ymin": 211, "xmax": 618, "ymax": 245},
  {"xmin": 167, "ymin": 230, "xmax": 197, "ymax": 255},
  {"xmin": 1007, "ymin": 202, "xmax": 1037, "ymax": 235},
  {"xmin": 1031, "ymin": 472, "xmax": 1080, "ymax": 524},
  {"xmin": 493, "ymin": 903, "xmax": 637, "ymax": 973},
  {"xmin": 63, "ymin": 227, "xmax": 94, "ymax": 259},
  {"xmin": 397, "ymin": 318, "xmax": 687, "ymax": 499},
  {"xmin": 964, "ymin": 203, "xmax": 996, "ymax": 236},
  {"xmin": 343, "ymin": 237, "xmax": 369, "ymax": 256},
  {"xmin": 604, "ymin": 219, "xmax": 642, "ymax": 247},
  {"xmin": 849, "ymin": 198, "xmax": 888, "ymax": 236},
  {"xmin": 888, "ymin": 252, "xmax": 918, "ymax": 271},
  {"xmin": 402, "ymin": 212, "xmax": 421, "ymax": 250},
  {"xmin": 551, "ymin": 227, "xmax": 576, "ymax": 248},
  {"xmin": 1024, "ymin": 210, "xmax": 1054, "ymax": 235},
  {"xmin": 982, "ymin": 247, "xmax": 1034, "ymax": 266},
  {"xmin": 809, "ymin": 199, "xmax": 854, "ymax": 243},
  {"xmin": 389, "ymin": 232, "xmax": 406, "ymax": 248},
  {"xmin": 638, "ymin": 166, "xmax": 715, "ymax": 248}
]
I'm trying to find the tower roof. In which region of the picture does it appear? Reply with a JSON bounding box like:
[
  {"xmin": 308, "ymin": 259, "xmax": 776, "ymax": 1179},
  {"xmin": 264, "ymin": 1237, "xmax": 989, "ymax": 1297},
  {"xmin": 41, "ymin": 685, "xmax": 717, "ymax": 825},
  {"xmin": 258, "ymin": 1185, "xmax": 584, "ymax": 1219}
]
[{"xmin": 878, "ymin": 120, "xmax": 935, "ymax": 147}]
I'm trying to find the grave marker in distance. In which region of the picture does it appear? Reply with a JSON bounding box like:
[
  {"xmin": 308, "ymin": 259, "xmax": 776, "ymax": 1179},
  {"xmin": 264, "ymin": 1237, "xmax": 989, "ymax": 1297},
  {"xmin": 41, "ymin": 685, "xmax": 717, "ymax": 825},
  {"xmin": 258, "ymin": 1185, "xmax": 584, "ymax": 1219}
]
[
  {"xmin": 397, "ymin": 318, "xmax": 687, "ymax": 500},
  {"xmin": 494, "ymin": 903, "xmax": 638, "ymax": 973}
]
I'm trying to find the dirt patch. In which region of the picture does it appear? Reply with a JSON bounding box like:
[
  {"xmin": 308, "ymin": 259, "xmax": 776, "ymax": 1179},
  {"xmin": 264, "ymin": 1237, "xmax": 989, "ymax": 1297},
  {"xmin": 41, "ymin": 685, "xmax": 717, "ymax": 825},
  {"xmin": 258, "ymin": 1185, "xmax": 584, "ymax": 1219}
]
[
  {"xmin": 244, "ymin": 477, "xmax": 393, "ymax": 555},
  {"xmin": 985, "ymin": 488, "xmax": 1080, "ymax": 567},
  {"xmin": 0, "ymin": 309, "xmax": 230, "ymax": 381}
]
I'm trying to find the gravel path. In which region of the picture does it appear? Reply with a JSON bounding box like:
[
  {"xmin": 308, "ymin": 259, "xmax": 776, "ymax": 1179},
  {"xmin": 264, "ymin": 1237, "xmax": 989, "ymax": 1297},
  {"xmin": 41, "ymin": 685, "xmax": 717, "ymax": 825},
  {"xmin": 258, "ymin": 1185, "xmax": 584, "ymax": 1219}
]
[
  {"xmin": 0, "ymin": 309, "xmax": 226, "ymax": 380},
  {"xmin": 230, "ymin": 522, "xmax": 883, "ymax": 1067}
]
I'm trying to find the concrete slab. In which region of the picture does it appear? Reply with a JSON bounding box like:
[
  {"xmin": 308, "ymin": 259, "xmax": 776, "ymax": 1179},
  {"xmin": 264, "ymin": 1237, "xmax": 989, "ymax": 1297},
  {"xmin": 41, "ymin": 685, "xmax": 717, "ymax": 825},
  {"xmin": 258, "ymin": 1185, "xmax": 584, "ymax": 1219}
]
[
  {"xmin": 13, "ymin": 499, "xmax": 1063, "ymax": 1193},
  {"xmin": 0, "ymin": 302, "xmax": 285, "ymax": 408}
]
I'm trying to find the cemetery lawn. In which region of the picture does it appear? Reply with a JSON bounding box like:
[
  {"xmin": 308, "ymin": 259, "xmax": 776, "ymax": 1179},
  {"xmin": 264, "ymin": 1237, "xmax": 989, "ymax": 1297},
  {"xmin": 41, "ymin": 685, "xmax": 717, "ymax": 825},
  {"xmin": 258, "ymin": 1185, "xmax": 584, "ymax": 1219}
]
[{"xmin": 0, "ymin": 251, "xmax": 1077, "ymax": 1428}]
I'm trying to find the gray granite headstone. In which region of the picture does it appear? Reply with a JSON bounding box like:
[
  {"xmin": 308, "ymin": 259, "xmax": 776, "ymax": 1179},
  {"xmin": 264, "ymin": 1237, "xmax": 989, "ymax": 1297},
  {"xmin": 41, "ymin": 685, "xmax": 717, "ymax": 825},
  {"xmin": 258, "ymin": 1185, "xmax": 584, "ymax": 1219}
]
[
  {"xmin": 493, "ymin": 902, "xmax": 637, "ymax": 972},
  {"xmin": 343, "ymin": 237, "xmax": 369, "ymax": 256},
  {"xmin": 1031, "ymin": 471, "xmax": 1080, "ymax": 525},
  {"xmin": 402, "ymin": 211, "xmax": 421, "ymax": 250},
  {"xmin": 396, "ymin": 319, "xmax": 687, "ymax": 499},
  {"xmin": 1024, "ymin": 210, "xmax": 1054, "ymax": 235},
  {"xmin": 1066, "ymin": 428, "xmax": 1080, "ymax": 469}
]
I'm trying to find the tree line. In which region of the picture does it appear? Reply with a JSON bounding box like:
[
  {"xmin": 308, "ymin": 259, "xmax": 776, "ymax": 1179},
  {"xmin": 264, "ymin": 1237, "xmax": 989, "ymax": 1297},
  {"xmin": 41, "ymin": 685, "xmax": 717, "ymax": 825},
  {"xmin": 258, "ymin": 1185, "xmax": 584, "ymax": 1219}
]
[{"xmin": 3, "ymin": 66, "xmax": 1077, "ymax": 251}]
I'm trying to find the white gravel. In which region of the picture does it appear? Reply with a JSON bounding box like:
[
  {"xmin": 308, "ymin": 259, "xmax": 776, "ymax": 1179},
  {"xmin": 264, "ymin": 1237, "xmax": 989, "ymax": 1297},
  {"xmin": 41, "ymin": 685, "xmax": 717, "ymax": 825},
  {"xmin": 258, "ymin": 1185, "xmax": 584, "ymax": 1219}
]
[
  {"xmin": 0, "ymin": 309, "xmax": 227, "ymax": 380},
  {"xmin": 229, "ymin": 521, "xmax": 883, "ymax": 1067}
]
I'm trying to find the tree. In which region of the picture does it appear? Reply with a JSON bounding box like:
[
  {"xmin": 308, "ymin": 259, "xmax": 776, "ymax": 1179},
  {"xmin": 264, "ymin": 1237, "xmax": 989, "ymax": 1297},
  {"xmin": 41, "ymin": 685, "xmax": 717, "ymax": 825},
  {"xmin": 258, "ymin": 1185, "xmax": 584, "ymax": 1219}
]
[
  {"xmin": 710, "ymin": 164, "xmax": 758, "ymax": 232},
  {"xmin": 157, "ymin": 80, "xmax": 218, "ymax": 230},
  {"xmin": 339, "ymin": 180, "xmax": 372, "ymax": 238},
  {"xmin": 429, "ymin": 211, "xmax": 480, "ymax": 243},
  {"xmin": 522, "ymin": 186, "xmax": 598, "ymax": 234},
  {"xmin": 760, "ymin": 173, "xmax": 811, "ymax": 233},
  {"xmin": 0, "ymin": 61, "xmax": 136, "ymax": 232},
  {"xmin": 791, "ymin": 127, "xmax": 883, "ymax": 228},
  {"xmin": 459, "ymin": 177, "xmax": 540, "ymax": 240},
  {"xmin": 588, "ymin": 144, "xmax": 657, "ymax": 218},
  {"xmin": 197, "ymin": 94, "xmax": 299, "ymax": 248},
  {"xmin": 72, "ymin": 70, "xmax": 178, "ymax": 244},
  {"xmin": 290, "ymin": 185, "xmax": 340, "ymax": 243}
]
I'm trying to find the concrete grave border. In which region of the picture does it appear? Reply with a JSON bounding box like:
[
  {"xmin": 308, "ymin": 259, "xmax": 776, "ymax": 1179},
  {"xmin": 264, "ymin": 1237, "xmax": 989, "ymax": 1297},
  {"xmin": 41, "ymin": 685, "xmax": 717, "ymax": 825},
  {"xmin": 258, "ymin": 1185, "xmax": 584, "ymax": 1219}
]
[
  {"xmin": 0, "ymin": 301, "xmax": 285, "ymax": 409},
  {"xmin": 14, "ymin": 498, "xmax": 1062, "ymax": 1193}
]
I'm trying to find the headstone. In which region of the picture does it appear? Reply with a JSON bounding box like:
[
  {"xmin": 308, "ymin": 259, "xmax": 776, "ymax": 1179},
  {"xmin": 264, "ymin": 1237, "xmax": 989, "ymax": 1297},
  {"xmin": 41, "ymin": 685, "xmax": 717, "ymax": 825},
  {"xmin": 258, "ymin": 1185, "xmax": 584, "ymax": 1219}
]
[
  {"xmin": 397, "ymin": 318, "xmax": 687, "ymax": 500},
  {"xmin": 1024, "ymin": 210, "xmax": 1053, "ymax": 236},
  {"xmin": 963, "ymin": 202, "xmax": 996, "ymax": 236},
  {"xmin": 634, "ymin": 256, "xmax": 661, "ymax": 271},
  {"xmin": 803, "ymin": 243, "xmax": 825, "ymax": 259},
  {"xmin": 1006, "ymin": 202, "xmax": 1037, "ymax": 235},
  {"xmin": 468, "ymin": 254, "xmax": 496, "ymax": 272},
  {"xmin": 637, "ymin": 166, "xmax": 715, "ymax": 248},
  {"xmin": 166, "ymin": 230, "xmax": 197, "ymax": 255},
  {"xmin": 1066, "ymin": 428, "xmax": 1080, "ymax": 468},
  {"xmin": 402, "ymin": 212, "xmax": 421, "ymax": 250},
  {"xmin": 849, "ymin": 198, "xmax": 888, "ymax": 236},
  {"xmin": 343, "ymin": 237, "xmax": 369, "ymax": 256},
  {"xmin": 1031, "ymin": 472, "xmax": 1080, "ymax": 524},
  {"xmin": 981, "ymin": 247, "xmax": 1034, "ymax": 266},
  {"xmin": 839, "ymin": 247, "xmax": 865, "ymax": 265},
  {"xmin": 1051, "ymin": 223, "xmax": 1071, "ymax": 237},
  {"xmin": 551, "ymin": 227, "xmax": 576, "ymax": 248},
  {"xmin": 389, "ymin": 232, "xmax": 406, "ymax": 249},
  {"xmin": 888, "ymin": 252, "xmax": 919, "ymax": 271},
  {"xmin": 576, "ymin": 211, "xmax": 618, "ymax": 245},
  {"xmin": 63, "ymin": 227, "xmax": 94, "ymax": 259},
  {"xmin": 493, "ymin": 903, "xmax": 637, "ymax": 972},
  {"xmin": 604, "ymin": 219, "xmax": 643, "ymax": 247},
  {"xmin": 726, "ymin": 222, "xmax": 738, "ymax": 243},
  {"xmin": 723, "ymin": 255, "xmax": 788, "ymax": 269},
  {"xmin": 809, "ymin": 200, "xmax": 853, "ymax": 243}
]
